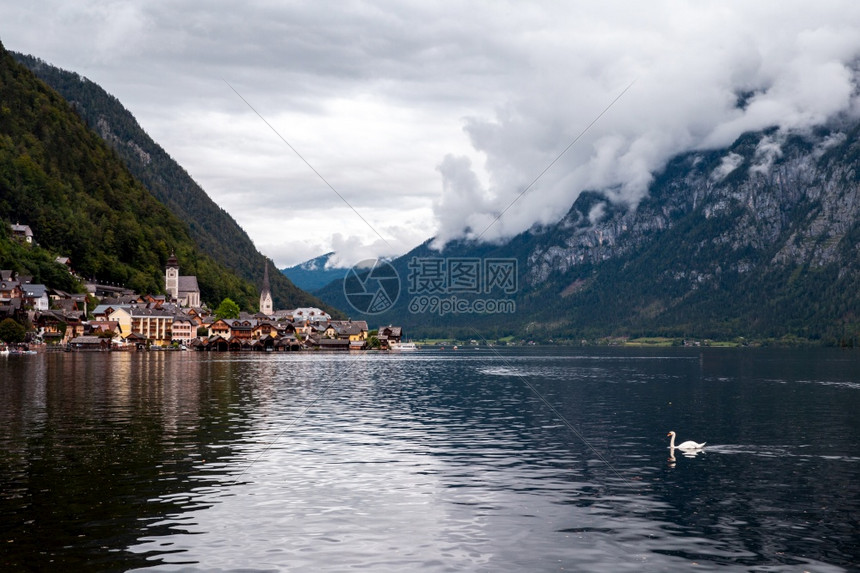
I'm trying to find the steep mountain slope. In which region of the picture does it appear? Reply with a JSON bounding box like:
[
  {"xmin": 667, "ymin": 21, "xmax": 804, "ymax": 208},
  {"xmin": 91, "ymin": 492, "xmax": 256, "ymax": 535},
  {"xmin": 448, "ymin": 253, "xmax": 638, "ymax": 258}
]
[
  {"xmin": 0, "ymin": 40, "xmax": 253, "ymax": 306},
  {"xmin": 316, "ymin": 121, "xmax": 860, "ymax": 342},
  {"xmin": 12, "ymin": 51, "xmax": 338, "ymax": 314},
  {"xmin": 520, "ymin": 123, "xmax": 860, "ymax": 340},
  {"xmin": 0, "ymin": 39, "xmax": 245, "ymax": 302}
]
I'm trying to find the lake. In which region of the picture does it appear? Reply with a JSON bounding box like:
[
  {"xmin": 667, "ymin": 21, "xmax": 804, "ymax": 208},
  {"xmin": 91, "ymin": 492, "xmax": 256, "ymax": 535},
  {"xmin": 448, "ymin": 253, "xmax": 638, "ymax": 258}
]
[{"xmin": 1, "ymin": 347, "xmax": 858, "ymax": 571}]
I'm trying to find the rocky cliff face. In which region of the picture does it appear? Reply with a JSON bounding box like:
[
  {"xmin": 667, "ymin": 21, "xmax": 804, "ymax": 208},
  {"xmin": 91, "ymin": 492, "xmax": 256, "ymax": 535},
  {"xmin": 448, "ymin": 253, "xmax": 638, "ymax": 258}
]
[{"xmin": 526, "ymin": 122, "xmax": 860, "ymax": 295}]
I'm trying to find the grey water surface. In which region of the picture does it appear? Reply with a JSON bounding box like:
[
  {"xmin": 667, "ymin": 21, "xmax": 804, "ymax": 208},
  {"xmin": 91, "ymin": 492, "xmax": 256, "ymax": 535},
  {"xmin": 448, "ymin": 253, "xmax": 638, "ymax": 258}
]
[{"xmin": 1, "ymin": 347, "xmax": 858, "ymax": 571}]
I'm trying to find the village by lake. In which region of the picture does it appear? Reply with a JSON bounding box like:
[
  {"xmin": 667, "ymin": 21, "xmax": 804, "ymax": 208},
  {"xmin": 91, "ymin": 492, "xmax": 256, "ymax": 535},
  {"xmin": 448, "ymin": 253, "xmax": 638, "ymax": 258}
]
[{"xmin": 1, "ymin": 246, "xmax": 408, "ymax": 354}]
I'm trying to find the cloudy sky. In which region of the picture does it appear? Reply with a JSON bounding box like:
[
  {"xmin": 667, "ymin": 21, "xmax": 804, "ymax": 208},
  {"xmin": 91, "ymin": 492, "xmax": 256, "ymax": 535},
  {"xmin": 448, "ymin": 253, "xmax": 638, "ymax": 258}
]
[{"xmin": 2, "ymin": 1, "xmax": 860, "ymax": 267}]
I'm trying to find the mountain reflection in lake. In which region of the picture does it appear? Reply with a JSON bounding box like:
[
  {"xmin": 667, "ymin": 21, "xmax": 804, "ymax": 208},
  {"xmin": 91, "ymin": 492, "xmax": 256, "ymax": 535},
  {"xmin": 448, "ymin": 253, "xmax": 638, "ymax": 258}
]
[{"xmin": 1, "ymin": 348, "xmax": 858, "ymax": 571}]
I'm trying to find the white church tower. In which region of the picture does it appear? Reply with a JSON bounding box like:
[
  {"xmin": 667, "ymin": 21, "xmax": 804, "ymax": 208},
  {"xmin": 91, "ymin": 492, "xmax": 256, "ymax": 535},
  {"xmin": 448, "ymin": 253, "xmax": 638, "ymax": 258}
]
[
  {"xmin": 260, "ymin": 262, "xmax": 273, "ymax": 316},
  {"xmin": 165, "ymin": 252, "xmax": 179, "ymax": 300}
]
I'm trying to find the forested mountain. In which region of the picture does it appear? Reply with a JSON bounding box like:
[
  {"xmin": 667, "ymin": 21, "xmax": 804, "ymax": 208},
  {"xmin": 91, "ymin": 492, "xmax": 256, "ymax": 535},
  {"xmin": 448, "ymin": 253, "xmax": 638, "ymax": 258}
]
[
  {"xmin": 0, "ymin": 227, "xmax": 81, "ymax": 294},
  {"xmin": 0, "ymin": 40, "xmax": 327, "ymax": 311},
  {"xmin": 0, "ymin": 40, "xmax": 250, "ymax": 303},
  {"xmin": 11, "ymin": 50, "xmax": 337, "ymax": 314},
  {"xmin": 317, "ymin": 120, "xmax": 860, "ymax": 344}
]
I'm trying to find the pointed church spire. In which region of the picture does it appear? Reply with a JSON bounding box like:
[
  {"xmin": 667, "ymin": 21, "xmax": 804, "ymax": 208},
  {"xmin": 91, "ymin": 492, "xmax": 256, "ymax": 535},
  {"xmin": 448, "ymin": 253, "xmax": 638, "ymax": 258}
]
[{"xmin": 260, "ymin": 260, "xmax": 273, "ymax": 315}]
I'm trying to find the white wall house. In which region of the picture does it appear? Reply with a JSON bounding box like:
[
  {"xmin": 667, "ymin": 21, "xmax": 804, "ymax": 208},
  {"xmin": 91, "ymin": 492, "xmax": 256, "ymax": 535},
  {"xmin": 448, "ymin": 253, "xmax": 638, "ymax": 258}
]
[
  {"xmin": 171, "ymin": 317, "xmax": 196, "ymax": 345},
  {"xmin": 23, "ymin": 284, "xmax": 49, "ymax": 311}
]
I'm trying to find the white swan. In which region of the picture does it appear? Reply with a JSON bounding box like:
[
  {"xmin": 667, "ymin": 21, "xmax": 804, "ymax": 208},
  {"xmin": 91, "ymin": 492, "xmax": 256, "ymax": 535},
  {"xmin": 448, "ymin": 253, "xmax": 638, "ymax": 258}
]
[{"xmin": 667, "ymin": 431, "xmax": 705, "ymax": 450}]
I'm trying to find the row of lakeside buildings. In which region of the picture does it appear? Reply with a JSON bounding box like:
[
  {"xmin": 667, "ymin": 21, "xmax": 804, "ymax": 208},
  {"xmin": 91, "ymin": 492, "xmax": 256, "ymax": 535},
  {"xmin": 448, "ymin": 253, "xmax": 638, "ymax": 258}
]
[{"xmin": 1, "ymin": 249, "xmax": 404, "ymax": 351}]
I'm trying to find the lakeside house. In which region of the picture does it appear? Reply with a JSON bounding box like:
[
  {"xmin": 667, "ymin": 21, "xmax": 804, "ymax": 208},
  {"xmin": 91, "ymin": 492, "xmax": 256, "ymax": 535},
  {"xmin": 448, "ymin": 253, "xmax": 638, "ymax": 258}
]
[
  {"xmin": 171, "ymin": 317, "xmax": 197, "ymax": 345},
  {"xmin": 324, "ymin": 320, "xmax": 369, "ymax": 342},
  {"xmin": 68, "ymin": 335, "xmax": 110, "ymax": 351},
  {"xmin": 377, "ymin": 325, "xmax": 403, "ymax": 349}
]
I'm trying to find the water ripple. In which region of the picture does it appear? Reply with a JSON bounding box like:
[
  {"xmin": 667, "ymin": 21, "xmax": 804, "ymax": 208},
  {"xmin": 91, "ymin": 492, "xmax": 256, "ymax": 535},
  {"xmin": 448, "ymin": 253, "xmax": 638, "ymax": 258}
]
[{"xmin": 1, "ymin": 350, "xmax": 858, "ymax": 571}]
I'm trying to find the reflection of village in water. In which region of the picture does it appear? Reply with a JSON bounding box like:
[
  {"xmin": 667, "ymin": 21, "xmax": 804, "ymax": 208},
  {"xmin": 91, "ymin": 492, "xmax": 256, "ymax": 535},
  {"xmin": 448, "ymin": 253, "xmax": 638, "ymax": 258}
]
[
  {"xmin": 4, "ymin": 352, "xmax": 209, "ymax": 436},
  {"xmin": 0, "ymin": 239, "xmax": 403, "ymax": 353},
  {"xmin": 0, "ymin": 349, "xmax": 252, "ymax": 547}
]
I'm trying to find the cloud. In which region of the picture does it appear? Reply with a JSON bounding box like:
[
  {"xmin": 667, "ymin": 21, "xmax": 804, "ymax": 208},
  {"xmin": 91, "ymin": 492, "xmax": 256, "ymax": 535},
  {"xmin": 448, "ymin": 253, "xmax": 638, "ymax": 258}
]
[
  {"xmin": 3, "ymin": 1, "xmax": 860, "ymax": 263},
  {"xmin": 750, "ymin": 135, "xmax": 785, "ymax": 175},
  {"xmin": 431, "ymin": 155, "xmax": 495, "ymax": 247},
  {"xmin": 259, "ymin": 209, "xmax": 431, "ymax": 268},
  {"xmin": 711, "ymin": 153, "xmax": 744, "ymax": 183},
  {"xmin": 430, "ymin": 1, "xmax": 860, "ymax": 245}
]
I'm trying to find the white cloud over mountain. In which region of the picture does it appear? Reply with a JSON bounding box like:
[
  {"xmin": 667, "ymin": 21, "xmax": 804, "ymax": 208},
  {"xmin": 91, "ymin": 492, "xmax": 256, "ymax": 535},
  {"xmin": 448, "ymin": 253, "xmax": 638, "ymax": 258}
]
[{"xmin": 3, "ymin": 1, "xmax": 859, "ymax": 264}]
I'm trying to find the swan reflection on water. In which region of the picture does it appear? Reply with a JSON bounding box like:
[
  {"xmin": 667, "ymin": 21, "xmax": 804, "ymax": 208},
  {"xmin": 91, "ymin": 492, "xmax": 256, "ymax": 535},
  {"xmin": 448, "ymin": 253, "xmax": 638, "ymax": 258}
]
[{"xmin": 668, "ymin": 445, "xmax": 704, "ymax": 466}]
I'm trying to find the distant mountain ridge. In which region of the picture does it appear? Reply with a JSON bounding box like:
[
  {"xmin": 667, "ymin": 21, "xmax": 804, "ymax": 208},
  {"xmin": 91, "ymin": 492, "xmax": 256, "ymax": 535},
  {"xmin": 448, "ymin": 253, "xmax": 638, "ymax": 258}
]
[
  {"xmin": 315, "ymin": 120, "xmax": 860, "ymax": 343},
  {"xmin": 280, "ymin": 252, "xmax": 350, "ymax": 292},
  {"xmin": 12, "ymin": 51, "xmax": 339, "ymax": 315}
]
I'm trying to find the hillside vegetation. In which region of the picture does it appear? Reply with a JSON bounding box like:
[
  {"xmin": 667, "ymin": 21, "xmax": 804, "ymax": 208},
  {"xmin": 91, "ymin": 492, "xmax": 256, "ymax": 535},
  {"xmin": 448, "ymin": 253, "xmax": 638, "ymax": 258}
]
[
  {"xmin": 0, "ymin": 41, "xmax": 254, "ymax": 305},
  {"xmin": 12, "ymin": 51, "xmax": 337, "ymax": 314}
]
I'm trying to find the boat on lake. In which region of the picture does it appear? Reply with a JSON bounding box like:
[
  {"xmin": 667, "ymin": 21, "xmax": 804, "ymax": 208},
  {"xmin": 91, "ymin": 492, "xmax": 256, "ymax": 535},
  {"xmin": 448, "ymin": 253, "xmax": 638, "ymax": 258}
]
[{"xmin": 389, "ymin": 342, "xmax": 417, "ymax": 351}]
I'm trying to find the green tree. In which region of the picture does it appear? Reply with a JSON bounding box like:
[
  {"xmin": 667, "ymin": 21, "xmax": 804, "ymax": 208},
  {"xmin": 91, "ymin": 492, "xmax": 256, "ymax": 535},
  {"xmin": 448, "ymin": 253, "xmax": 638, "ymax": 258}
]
[
  {"xmin": 0, "ymin": 318, "xmax": 26, "ymax": 344},
  {"xmin": 215, "ymin": 298, "xmax": 240, "ymax": 320}
]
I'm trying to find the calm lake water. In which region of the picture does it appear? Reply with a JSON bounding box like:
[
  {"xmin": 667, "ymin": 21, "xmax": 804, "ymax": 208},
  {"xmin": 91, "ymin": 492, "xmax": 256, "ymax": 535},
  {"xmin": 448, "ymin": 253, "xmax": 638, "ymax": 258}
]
[{"xmin": 1, "ymin": 347, "xmax": 859, "ymax": 572}]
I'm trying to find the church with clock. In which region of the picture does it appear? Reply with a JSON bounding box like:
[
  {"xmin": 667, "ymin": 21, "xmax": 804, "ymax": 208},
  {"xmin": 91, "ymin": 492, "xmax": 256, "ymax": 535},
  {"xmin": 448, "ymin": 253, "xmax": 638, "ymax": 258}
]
[{"xmin": 165, "ymin": 252, "xmax": 201, "ymax": 308}]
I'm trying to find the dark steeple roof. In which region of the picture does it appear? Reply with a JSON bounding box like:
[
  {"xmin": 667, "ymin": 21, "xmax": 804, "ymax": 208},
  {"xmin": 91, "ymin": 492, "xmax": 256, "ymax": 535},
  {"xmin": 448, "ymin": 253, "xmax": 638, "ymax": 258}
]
[{"xmin": 262, "ymin": 262, "xmax": 271, "ymax": 295}]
